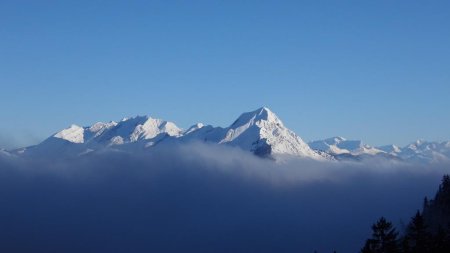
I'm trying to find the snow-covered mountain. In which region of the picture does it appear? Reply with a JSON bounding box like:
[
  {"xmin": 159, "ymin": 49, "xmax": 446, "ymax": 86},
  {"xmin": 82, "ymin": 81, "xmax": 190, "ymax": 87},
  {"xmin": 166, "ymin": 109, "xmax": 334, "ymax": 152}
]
[
  {"xmin": 14, "ymin": 107, "xmax": 325, "ymax": 160},
  {"xmin": 5, "ymin": 107, "xmax": 450, "ymax": 164},
  {"xmin": 308, "ymin": 137, "xmax": 384, "ymax": 156},
  {"xmin": 308, "ymin": 137, "xmax": 450, "ymax": 163},
  {"xmin": 377, "ymin": 144, "xmax": 402, "ymax": 155},
  {"xmin": 181, "ymin": 107, "xmax": 324, "ymax": 159},
  {"xmin": 16, "ymin": 116, "xmax": 183, "ymax": 157},
  {"xmin": 394, "ymin": 140, "xmax": 450, "ymax": 163},
  {"xmin": 48, "ymin": 116, "xmax": 182, "ymax": 147}
]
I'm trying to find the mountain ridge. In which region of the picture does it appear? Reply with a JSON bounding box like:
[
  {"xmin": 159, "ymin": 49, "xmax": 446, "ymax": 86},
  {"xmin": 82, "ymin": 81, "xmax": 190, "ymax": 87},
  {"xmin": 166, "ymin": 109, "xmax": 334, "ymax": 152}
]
[{"xmin": 5, "ymin": 107, "xmax": 450, "ymax": 163}]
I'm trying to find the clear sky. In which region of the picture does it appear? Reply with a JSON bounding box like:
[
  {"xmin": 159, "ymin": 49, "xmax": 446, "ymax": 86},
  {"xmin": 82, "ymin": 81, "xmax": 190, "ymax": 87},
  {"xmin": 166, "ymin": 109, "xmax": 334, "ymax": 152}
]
[{"xmin": 1, "ymin": 0, "xmax": 449, "ymax": 149}]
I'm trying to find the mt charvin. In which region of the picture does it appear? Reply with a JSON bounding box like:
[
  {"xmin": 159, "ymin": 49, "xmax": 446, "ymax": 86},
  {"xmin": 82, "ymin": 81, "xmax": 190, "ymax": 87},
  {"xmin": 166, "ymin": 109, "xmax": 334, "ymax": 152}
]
[{"xmin": 9, "ymin": 107, "xmax": 450, "ymax": 164}]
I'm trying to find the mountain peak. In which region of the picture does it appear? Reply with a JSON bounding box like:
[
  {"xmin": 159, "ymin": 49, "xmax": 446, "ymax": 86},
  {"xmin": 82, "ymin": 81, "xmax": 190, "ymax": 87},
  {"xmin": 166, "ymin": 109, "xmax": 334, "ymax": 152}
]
[
  {"xmin": 324, "ymin": 136, "xmax": 347, "ymax": 144},
  {"xmin": 53, "ymin": 124, "xmax": 85, "ymax": 143},
  {"xmin": 254, "ymin": 106, "xmax": 279, "ymax": 121},
  {"xmin": 231, "ymin": 107, "xmax": 283, "ymax": 128},
  {"xmin": 377, "ymin": 144, "xmax": 402, "ymax": 154},
  {"xmin": 309, "ymin": 137, "xmax": 385, "ymax": 156},
  {"xmin": 407, "ymin": 139, "xmax": 427, "ymax": 150},
  {"xmin": 219, "ymin": 107, "xmax": 325, "ymax": 159},
  {"xmin": 184, "ymin": 123, "xmax": 205, "ymax": 135}
]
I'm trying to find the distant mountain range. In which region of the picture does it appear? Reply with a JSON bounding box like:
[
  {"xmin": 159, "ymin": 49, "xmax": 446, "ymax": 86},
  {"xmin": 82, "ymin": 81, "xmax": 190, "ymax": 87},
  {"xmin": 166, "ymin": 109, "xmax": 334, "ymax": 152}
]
[
  {"xmin": 5, "ymin": 107, "xmax": 450, "ymax": 164},
  {"xmin": 309, "ymin": 137, "xmax": 450, "ymax": 163}
]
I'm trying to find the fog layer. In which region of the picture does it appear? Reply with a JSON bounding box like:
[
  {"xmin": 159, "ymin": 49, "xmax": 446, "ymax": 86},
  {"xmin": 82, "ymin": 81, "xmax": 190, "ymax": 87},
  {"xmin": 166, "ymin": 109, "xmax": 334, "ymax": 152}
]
[{"xmin": 0, "ymin": 143, "xmax": 448, "ymax": 253}]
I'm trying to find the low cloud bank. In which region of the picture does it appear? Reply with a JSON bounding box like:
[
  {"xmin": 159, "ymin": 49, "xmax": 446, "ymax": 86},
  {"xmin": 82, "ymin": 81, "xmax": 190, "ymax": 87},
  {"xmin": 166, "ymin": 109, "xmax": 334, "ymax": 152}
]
[{"xmin": 0, "ymin": 142, "xmax": 449, "ymax": 253}]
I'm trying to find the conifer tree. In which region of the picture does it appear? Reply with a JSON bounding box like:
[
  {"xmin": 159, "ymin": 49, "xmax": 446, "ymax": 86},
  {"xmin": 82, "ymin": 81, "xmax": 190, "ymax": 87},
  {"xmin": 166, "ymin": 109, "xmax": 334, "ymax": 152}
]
[
  {"xmin": 404, "ymin": 211, "xmax": 430, "ymax": 253},
  {"xmin": 360, "ymin": 217, "xmax": 400, "ymax": 253}
]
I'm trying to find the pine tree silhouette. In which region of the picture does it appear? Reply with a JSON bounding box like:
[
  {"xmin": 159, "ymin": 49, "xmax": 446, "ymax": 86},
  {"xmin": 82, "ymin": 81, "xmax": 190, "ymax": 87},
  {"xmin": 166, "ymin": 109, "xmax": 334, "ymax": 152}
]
[
  {"xmin": 362, "ymin": 175, "xmax": 450, "ymax": 253},
  {"xmin": 423, "ymin": 175, "xmax": 450, "ymax": 233},
  {"xmin": 403, "ymin": 211, "xmax": 430, "ymax": 253},
  {"xmin": 361, "ymin": 217, "xmax": 400, "ymax": 253}
]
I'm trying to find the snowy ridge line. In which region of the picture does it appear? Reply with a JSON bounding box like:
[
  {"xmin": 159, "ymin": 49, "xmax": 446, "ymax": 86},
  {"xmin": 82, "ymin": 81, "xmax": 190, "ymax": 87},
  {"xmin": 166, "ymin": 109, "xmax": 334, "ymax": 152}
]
[{"xmin": 5, "ymin": 107, "xmax": 450, "ymax": 163}]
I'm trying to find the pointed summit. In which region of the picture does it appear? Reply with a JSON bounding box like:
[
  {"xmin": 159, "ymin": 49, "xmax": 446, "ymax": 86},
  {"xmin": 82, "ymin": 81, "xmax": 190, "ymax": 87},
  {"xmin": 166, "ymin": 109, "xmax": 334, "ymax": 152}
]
[
  {"xmin": 218, "ymin": 107, "xmax": 324, "ymax": 159},
  {"xmin": 230, "ymin": 106, "xmax": 283, "ymax": 128},
  {"xmin": 178, "ymin": 107, "xmax": 324, "ymax": 159}
]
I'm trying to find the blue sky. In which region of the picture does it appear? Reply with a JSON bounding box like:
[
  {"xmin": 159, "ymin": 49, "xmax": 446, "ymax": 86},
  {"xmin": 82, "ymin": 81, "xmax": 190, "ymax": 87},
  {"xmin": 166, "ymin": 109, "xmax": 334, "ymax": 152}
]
[{"xmin": 1, "ymin": 0, "xmax": 449, "ymax": 149}]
